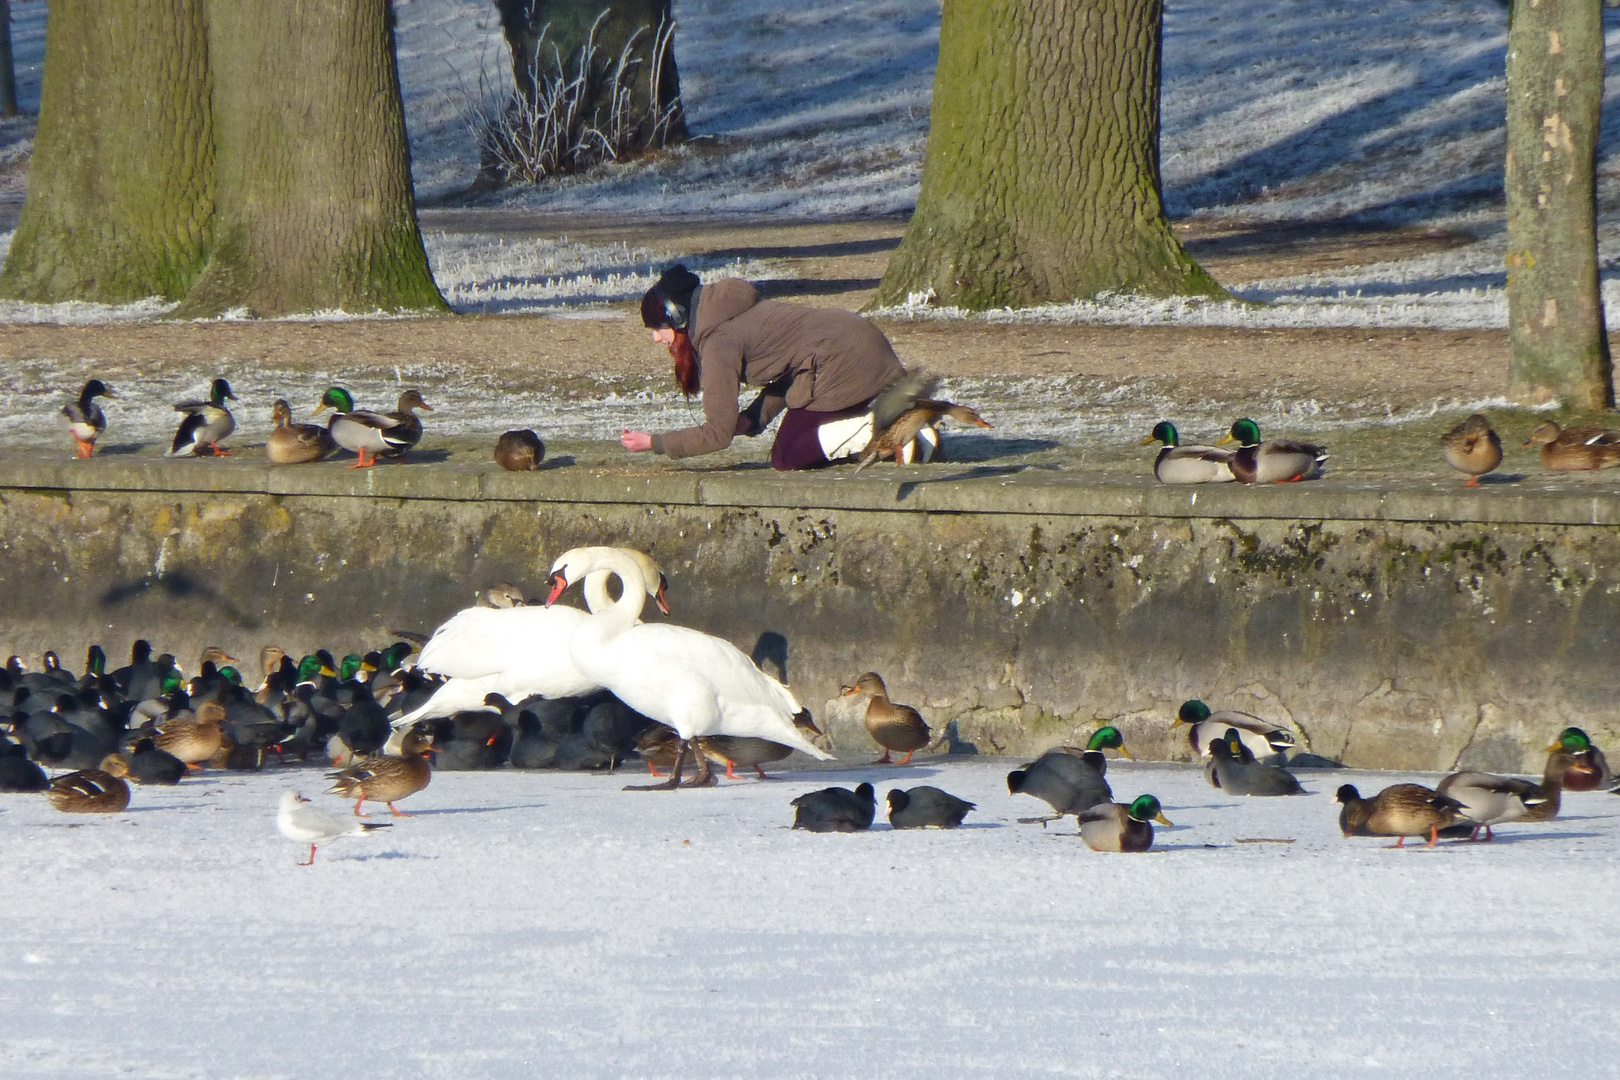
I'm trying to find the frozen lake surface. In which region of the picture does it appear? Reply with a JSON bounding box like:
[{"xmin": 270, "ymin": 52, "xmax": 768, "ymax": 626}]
[{"xmin": 3, "ymin": 756, "xmax": 1616, "ymax": 1078}]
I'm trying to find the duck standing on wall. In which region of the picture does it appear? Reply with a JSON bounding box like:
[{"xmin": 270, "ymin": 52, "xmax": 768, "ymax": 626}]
[
  {"xmin": 1140, "ymin": 421, "xmax": 1235, "ymax": 484},
  {"xmin": 1216, "ymin": 418, "xmax": 1326, "ymax": 484},
  {"xmin": 59, "ymin": 379, "xmax": 113, "ymax": 459},
  {"xmin": 842, "ymin": 672, "xmax": 930, "ymax": 765},
  {"xmin": 1523, "ymin": 421, "xmax": 1620, "ymax": 471},
  {"xmin": 168, "ymin": 378, "xmax": 238, "ymax": 457},
  {"xmin": 1078, "ymin": 794, "xmax": 1171, "ymax": 852},
  {"xmin": 376, "ymin": 390, "xmax": 433, "ymax": 462},
  {"xmin": 267, "ymin": 399, "xmax": 336, "ymax": 464},
  {"xmin": 852, "ymin": 373, "xmax": 991, "ymax": 471},
  {"xmin": 1439, "ymin": 412, "xmax": 1502, "ymax": 487},
  {"xmin": 313, "ymin": 386, "xmax": 413, "ymax": 469}
]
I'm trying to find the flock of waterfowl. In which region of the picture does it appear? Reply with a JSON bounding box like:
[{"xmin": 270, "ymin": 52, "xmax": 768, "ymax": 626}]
[{"xmin": 2, "ymin": 544, "xmax": 1611, "ymax": 862}]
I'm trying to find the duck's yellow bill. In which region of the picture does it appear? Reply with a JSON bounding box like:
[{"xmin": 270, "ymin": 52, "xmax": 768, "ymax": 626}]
[{"xmin": 1154, "ymin": 813, "xmax": 1173, "ymax": 827}]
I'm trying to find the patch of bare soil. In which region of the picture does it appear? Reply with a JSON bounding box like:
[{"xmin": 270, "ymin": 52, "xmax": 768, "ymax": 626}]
[{"xmin": 0, "ymin": 214, "xmax": 1506, "ymax": 415}]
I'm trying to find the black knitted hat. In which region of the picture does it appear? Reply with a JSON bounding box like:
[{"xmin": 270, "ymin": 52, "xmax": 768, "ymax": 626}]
[{"xmin": 640, "ymin": 264, "xmax": 702, "ymax": 329}]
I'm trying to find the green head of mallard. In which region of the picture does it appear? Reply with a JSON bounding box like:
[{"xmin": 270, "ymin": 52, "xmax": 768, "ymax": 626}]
[
  {"xmin": 1550, "ymin": 727, "xmax": 1593, "ymax": 753},
  {"xmin": 1141, "ymin": 421, "xmax": 1180, "ymax": 448},
  {"xmin": 208, "ymin": 378, "xmax": 237, "ymax": 408},
  {"xmin": 380, "ymin": 642, "xmax": 415, "ymax": 671},
  {"xmin": 1127, "ymin": 794, "xmax": 1172, "ymax": 826},
  {"xmin": 1086, "ymin": 724, "xmax": 1133, "ymax": 759},
  {"xmin": 296, "ymin": 654, "xmax": 329, "ymax": 684},
  {"xmin": 339, "ymin": 654, "xmax": 365, "ymax": 682},
  {"xmin": 217, "ymin": 665, "xmax": 243, "ymax": 686},
  {"xmin": 1173, "ymin": 699, "xmax": 1211, "ymax": 728},
  {"xmin": 160, "ymin": 669, "xmax": 185, "ymax": 696},
  {"xmin": 85, "ymin": 644, "xmax": 106, "ymax": 676},
  {"xmin": 1218, "ymin": 418, "xmax": 1262, "ymax": 447},
  {"xmin": 314, "ymin": 386, "xmax": 355, "ymax": 415}
]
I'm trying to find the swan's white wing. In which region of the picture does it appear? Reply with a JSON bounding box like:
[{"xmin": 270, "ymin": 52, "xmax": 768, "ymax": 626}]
[{"xmin": 417, "ymin": 606, "xmax": 587, "ymax": 680}]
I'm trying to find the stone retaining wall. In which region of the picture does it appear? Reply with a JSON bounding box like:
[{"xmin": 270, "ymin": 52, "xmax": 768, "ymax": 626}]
[{"xmin": 1, "ymin": 455, "xmax": 1615, "ymax": 772}]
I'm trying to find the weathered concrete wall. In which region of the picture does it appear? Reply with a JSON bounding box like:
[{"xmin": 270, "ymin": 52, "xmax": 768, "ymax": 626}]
[{"xmin": 1, "ymin": 456, "xmax": 1616, "ymax": 772}]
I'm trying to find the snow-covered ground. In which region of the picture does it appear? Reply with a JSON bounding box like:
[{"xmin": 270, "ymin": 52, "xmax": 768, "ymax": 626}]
[{"xmin": 3, "ymin": 757, "xmax": 1616, "ymax": 1078}]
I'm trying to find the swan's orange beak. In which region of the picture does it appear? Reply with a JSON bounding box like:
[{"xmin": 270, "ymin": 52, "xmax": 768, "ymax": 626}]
[{"xmin": 544, "ymin": 571, "xmax": 568, "ymax": 607}]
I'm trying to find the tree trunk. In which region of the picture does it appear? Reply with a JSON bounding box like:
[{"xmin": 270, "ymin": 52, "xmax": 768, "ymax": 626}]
[
  {"xmin": 175, "ymin": 0, "xmax": 445, "ymax": 317},
  {"xmin": 494, "ymin": 0, "xmax": 685, "ymax": 152},
  {"xmin": 873, "ymin": 0, "xmax": 1221, "ymax": 311},
  {"xmin": 0, "ymin": 0, "xmax": 213, "ymax": 303},
  {"xmin": 0, "ymin": 0, "xmax": 19, "ymax": 118},
  {"xmin": 1505, "ymin": 0, "xmax": 1611, "ymax": 408}
]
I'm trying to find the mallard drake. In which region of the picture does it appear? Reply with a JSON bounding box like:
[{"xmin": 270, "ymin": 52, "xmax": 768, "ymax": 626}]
[
  {"xmin": 376, "ymin": 389, "xmax": 432, "ymax": 461},
  {"xmin": 312, "ymin": 386, "xmax": 413, "ymax": 468},
  {"xmin": 267, "ymin": 398, "xmax": 336, "ymax": 464},
  {"xmin": 1141, "ymin": 421, "xmax": 1235, "ymax": 484},
  {"xmin": 148, "ymin": 700, "xmax": 226, "ymax": 766},
  {"xmin": 1216, "ymin": 418, "xmax": 1326, "ymax": 484},
  {"xmin": 1435, "ymin": 770, "xmax": 1549, "ymax": 841},
  {"xmin": 790, "ymin": 782, "xmax": 876, "ymax": 832},
  {"xmin": 1006, "ymin": 726, "xmax": 1130, "ymax": 823},
  {"xmin": 1335, "ymin": 783, "xmax": 1464, "ymax": 847},
  {"xmin": 168, "ymin": 377, "xmax": 237, "ymax": 457},
  {"xmin": 325, "ymin": 727, "xmax": 435, "ymax": 817},
  {"xmin": 46, "ymin": 767, "xmax": 131, "ymax": 813},
  {"xmin": 1546, "ymin": 726, "xmax": 1610, "ymax": 791},
  {"xmin": 1523, "ymin": 421, "xmax": 1620, "ymax": 471},
  {"xmin": 842, "ymin": 672, "xmax": 930, "ymax": 764},
  {"xmin": 853, "ymin": 373, "xmax": 991, "ymax": 471},
  {"xmin": 1172, "ymin": 699, "xmax": 1294, "ymax": 760},
  {"xmin": 887, "ymin": 785, "xmax": 976, "ymax": 829},
  {"xmin": 277, "ymin": 790, "xmax": 392, "ymax": 865},
  {"xmin": 1206, "ymin": 730, "xmax": 1305, "ymax": 796},
  {"xmin": 58, "ymin": 379, "xmax": 112, "ymax": 458},
  {"xmin": 1078, "ymin": 794, "xmax": 1170, "ymax": 852},
  {"xmin": 1440, "ymin": 413, "xmax": 1501, "ymax": 487},
  {"xmin": 495, "ymin": 429, "xmax": 545, "ymax": 471}
]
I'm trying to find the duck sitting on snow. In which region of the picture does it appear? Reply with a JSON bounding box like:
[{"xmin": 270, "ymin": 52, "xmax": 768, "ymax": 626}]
[
  {"xmin": 1078, "ymin": 794, "xmax": 1170, "ymax": 852},
  {"xmin": 313, "ymin": 386, "xmax": 413, "ymax": 468},
  {"xmin": 58, "ymin": 379, "xmax": 113, "ymax": 459},
  {"xmin": 169, "ymin": 378, "xmax": 237, "ymax": 457},
  {"xmin": 46, "ymin": 767, "xmax": 131, "ymax": 813}
]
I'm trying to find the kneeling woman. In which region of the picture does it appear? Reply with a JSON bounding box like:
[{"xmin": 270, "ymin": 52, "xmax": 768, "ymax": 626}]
[{"xmin": 620, "ymin": 265, "xmax": 921, "ymax": 470}]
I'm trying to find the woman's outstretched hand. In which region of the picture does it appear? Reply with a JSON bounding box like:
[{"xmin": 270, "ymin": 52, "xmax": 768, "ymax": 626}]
[{"xmin": 621, "ymin": 429, "xmax": 653, "ymax": 452}]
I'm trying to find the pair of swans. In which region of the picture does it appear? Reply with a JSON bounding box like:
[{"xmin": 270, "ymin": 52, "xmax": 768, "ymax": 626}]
[
  {"xmin": 546, "ymin": 546, "xmax": 832, "ymax": 789},
  {"xmin": 393, "ymin": 550, "xmax": 669, "ymax": 728}
]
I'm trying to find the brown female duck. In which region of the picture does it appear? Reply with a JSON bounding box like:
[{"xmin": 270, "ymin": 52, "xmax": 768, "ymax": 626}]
[
  {"xmin": 325, "ymin": 727, "xmax": 436, "ymax": 816},
  {"xmin": 1439, "ymin": 413, "xmax": 1501, "ymax": 486},
  {"xmin": 1335, "ymin": 783, "xmax": 1465, "ymax": 847},
  {"xmin": 267, "ymin": 398, "xmax": 336, "ymax": 464},
  {"xmin": 842, "ymin": 672, "xmax": 930, "ymax": 764},
  {"xmin": 46, "ymin": 767, "xmax": 131, "ymax": 813},
  {"xmin": 377, "ymin": 390, "xmax": 433, "ymax": 460},
  {"xmin": 494, "ymin": 429, "xmax": 545, "ymax": 471},
  {"xmin": 1523, "ymin": 421, "xmax": 1620, "ymax": 471},
  {"xmin": 149, "ymin": 700, "xmax": 226, "ymax": 767},
  {"xmin": 853, "ymin": 374, "xmax": 991, "ymax": 471}
]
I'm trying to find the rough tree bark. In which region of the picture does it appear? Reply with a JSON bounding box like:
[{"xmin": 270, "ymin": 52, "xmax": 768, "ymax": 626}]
[
  {"xmin": 874, "ymin": 0, "xmax": 1221, "ymax": 310},
  {"xmin": 2, "ymin": 0, "xmax": 444, "ymax": 316},
  {"xmin": 175, "ymin": 0, "xmax": 445, "ymax": 317},
  {"xmin": 494, "ymin": 0, "xmax": 686, "ymax": 150},
  {"xmin": 0, "ymin": 0, "xmax": 213, "ymax": 302},
  {"xmin": 1505, "ymin": 0, "xmax": 1612, "ymax": 408}
]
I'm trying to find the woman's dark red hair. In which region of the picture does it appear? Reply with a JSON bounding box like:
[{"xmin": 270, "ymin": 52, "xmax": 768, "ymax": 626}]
[{"xmin": 669, "ymin": 331, "xmax": 699, "ymax": 397}]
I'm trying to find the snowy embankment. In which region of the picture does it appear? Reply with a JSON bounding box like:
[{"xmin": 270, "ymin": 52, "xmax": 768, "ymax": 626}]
[{"xmin": 3, "ymin": 757, "xmax": 1616, "ymax": 1078}]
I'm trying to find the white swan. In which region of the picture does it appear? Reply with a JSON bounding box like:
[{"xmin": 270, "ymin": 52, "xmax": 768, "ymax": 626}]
[
  {"xmin": 547, "ymin": 546, "xmax": 833, "ymax": 789},
  {"xmin": 391, "ymin": 550, "xmax": 669, "ymax": 728}
]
